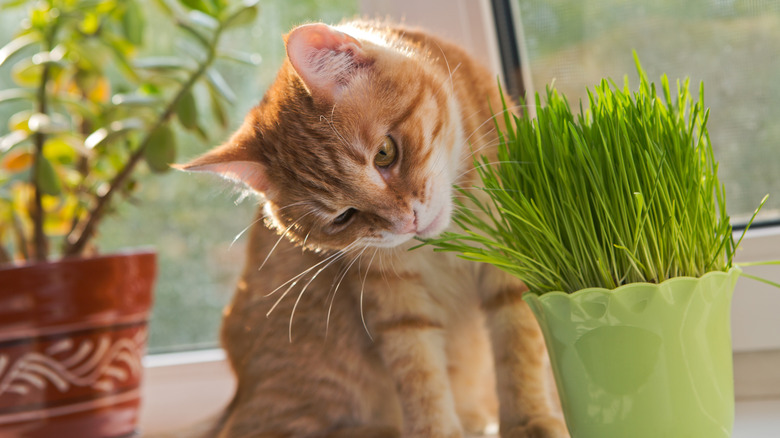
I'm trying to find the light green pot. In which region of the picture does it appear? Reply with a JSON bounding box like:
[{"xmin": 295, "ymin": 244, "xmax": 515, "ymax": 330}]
[{"xmin": 523, "ymin": 268, "xmax": 741, "ymax": 438}]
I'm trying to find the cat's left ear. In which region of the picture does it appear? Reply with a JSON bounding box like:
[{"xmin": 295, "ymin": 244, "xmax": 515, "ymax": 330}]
[
  {"xmin": 174, "ymin": 126, "xmax": 272, "ymax": 197},
  {"xmin": 285, "ymin": 23, "xmax": 370, "ymax": 100}
]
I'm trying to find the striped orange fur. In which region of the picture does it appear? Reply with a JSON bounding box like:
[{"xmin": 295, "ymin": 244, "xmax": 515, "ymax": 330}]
[{"xmin": 181, "ymin": 20, "xmax": 567, "ymax": 438}]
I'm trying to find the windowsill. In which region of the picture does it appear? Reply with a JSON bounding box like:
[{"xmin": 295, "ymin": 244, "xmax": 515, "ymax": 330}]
[
  {"xmin": 140, "ymin": 350, "xmax": 235, "ymax": 435},
  {"xmin": 139, "ymin": 348, "xmax": 780, "ymax": 437}
]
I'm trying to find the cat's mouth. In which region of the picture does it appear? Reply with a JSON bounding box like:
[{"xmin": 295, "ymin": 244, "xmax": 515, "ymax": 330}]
[{"xmin": 416, "ymin": 206, "xmax": 448, "ymax": 238}]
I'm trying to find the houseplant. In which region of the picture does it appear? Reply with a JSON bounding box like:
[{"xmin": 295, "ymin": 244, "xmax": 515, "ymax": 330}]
[
  {"xmin": 0, "ymin": 0, "xmax": 258, "ymax": 436},
  {"xmin": 427, "ymin": 58, "xmax": 776, "ymax": 437}
]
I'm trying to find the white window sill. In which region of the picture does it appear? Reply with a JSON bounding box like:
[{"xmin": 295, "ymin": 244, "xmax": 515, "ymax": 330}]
[
  {"xmin": 139, "ymin": 349, "xmax": 780, "ymax": 437},
  {"xmin": 140, "ymin": 350, "xmax": 235, "ymax": 435}
]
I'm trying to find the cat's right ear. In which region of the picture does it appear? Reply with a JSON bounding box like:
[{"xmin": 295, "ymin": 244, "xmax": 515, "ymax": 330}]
[
  {"xmin": 285, "ymin": 23, "xmax": 370, "ymax": 100},
  {"xmin": 174, "ymin": 142, "xmax": 271, "ymax": 197}
]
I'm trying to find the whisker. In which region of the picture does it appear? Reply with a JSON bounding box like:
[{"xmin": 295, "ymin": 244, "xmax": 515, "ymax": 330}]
[
  {"xmin": 457, "ymin": 103, "xmax": 527, "ymax": 156},
  {"xmin": 359, "ymin": 248, "xmax": 379, "ymax": 341},
  {"xmin": 264, "ymin": 241, "xmax": 356, "ymax": 300},
  {"xmin": 229, "ymin": 215, "xmax": 265, "ymax": 250},
  {"xmin": 454, "ymin": 160, "xmax": 528, "ymax": 183},
  {"xmin": 230, "ymin": 201, "xmax": 312, "ymax": 251},
  {"xmin": 458, "ymin": 131, "xmax": 500, "ymax": 164},
  {"xmin": 322, "ymin": 108, "xmax": 351, "ymax": 150},
  {"xmin": 257, "ymin": 209, "xmax": 317, "ymax": 272},
  {"xmin": 326, "ymin": 242, "xmax": 367, "ymax": 336},
  {"xmin": 432, "ymin": 41, "xmax": 457, "ymax": 101},
  {"xmin": 289, "ymin": 241, "xmax": 359, "ymax": 342}
]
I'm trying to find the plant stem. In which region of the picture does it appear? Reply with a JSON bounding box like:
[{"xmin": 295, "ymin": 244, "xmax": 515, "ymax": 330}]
[
  {"xmin": 0, "ymin": 239, "xmax": 11, "ymax": 264},
  {"xmin": 62, "ymin": 26, "xmax": 223, "ymax": 257},
  {"xmin": 30, "ymin": 43, "xmax": 53, "ymax": 262}
]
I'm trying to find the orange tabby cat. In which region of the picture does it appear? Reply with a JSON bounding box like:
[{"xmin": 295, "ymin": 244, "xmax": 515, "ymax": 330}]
[{"xmin": 181, "ymin": 20, "xmax": 567, "ymax": 438}]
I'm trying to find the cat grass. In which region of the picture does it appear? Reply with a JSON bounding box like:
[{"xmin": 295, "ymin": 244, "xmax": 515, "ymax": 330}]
[{"xmin": 425, "ymin": 56, "xmax": 768, "ymax": 295}]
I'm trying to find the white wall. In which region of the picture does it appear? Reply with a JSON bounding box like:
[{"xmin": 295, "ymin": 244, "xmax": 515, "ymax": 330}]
[{"xmin": 359, "ymin": 0, "xmax": 503, "ymax": 80}]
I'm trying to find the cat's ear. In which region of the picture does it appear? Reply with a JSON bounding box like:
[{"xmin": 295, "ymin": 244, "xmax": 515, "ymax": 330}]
[
  {"xmin": 285, "ymin": 23, "xmax": 370, "ymax": 100},
  {"xmin": 175, "ymin": 141, "xmax": 271, "ymax": 196}
]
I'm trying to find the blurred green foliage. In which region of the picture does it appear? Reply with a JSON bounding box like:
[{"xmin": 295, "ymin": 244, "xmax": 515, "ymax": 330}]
[{"xmin": 0, "ymin": 0, "xmax": 262, "ymax": 263}]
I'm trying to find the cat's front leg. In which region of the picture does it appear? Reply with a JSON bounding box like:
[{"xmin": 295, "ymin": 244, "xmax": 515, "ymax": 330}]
[
  {"xmin": 480, "ymin": 275, "xmax": 569, "ymax": 438},
  {"xmin": 364, "ymin": 275, "xmax": 463, "ymax": 438}
]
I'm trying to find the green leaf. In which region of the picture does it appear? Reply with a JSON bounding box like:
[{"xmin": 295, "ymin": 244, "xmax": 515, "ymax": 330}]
[
  {"xmin": 121, "ymin": 0, "xmax": 146, "ymax": 46},
  {"xmin": 176, "ymin": 90, "xmax": 198, "ymax": 130},
  {"xmin": 151, "ymin": 0, "xmax": 175, "ymax": 17},
  {"xmin": 0, "ymin": 130, "xmax": 30, "ymax": 153},
  {"xmin": 101, "ymin": 34, "xmax": 139, "ymax": 82},
  {"xmin": 44, "ymin": 136, "xmax": 79, "ymax": 164},
  {"xmin": 50, "ymin": 95, "xmax": 99, "ymax": 120},
  {"xmin": 47, "ymin": 133, "xmax": 92, "ymax": 158},
  {"xmin": 27, "ymin": 113, "xmax": 69, "ymax": 134},
  {"xmin": 218, "ymin": 49, "xmax": 261, "ymax": 66},
  {"xmin": 79, "ymin": 12, "xmax": 101, "ymax": 35},
  {"xmin": 31, "ymin": 46, "xmax": 66, "ymax": 66},
  {"xmin": 30, "ymin": 7, "xmax": 50, "ymax": 29},
  {"xmin": 36, "ymin": 156, "xmax": 62, "ymax": 196},
  {"xmin": 11, "ymin": 58, "xmax": 42, "ymax": 86},
  {"xmin": 223, "ymin": 4, "xmax": 258, "ymax": 29},
  {"xmin": 188, "ymin": 10, "xmax": 219, "ymax": 30},
  {"xmin": 111, "ymin": 93, "xmax": 162, "ymax": 107},
  {"xmin": 193, "ymin": 122, "xmax": 208, "ymax": 141},
  {"xmin": 0, "ymin": 88, "xmax": 34, "ymax": 104},
  {"xmin": 144, "ymin": 126, "xmax": 176, "ymax": 172},
  {"xmin": 134, "ymin": 56, "xmax": 194, "ymax": 71},
  {"xmin": 8, "ymin": 110, "xmax": 33, "ymax": 132},
  {"xmin": 206, "ymin": 68, "xmax": 236, "ymax": 104},
  {"xmin": 0, "ymin": 0, "xmax": 29, "ymax": 8},
  {"xmin": 209, "ymin": 85, "xmax": 228, "ymax": 128},
  {"xmin": 177, "ymin": 20, "xmax": 211, "ymax": 47},
  {"xmin": 0, "ymin": 34, "xmax": 39, "ymax": 68},
  {"xmin": 181, "ymin": 0, "xmax": 215, "ymax": 15},
  {"xmin": 85, "ymin": 118, "xmax": 146, "ymax": 149}
]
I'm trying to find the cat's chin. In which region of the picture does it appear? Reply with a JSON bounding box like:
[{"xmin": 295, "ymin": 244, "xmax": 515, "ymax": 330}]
[
  {"xmin": 364, "ymin": 233, "xmax": 417, "ymax": 249},
  {"xmin": 415, "ymin": 206, "xmax": 450, "ymax": 239}
]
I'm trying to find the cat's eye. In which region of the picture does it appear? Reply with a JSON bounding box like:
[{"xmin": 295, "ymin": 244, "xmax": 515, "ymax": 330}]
[
  {"xmin": 333, "ymin": 208, "xmax": 357, "ymax": 226},
  {"xmin": 374, "ymin": 135, "xmax": 397, "ymax": 168}
]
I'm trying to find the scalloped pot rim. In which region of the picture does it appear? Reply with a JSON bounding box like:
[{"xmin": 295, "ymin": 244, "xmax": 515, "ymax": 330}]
[{"xmin": 525, "ymin": 266, "xmax": 743, "ymax": 301}]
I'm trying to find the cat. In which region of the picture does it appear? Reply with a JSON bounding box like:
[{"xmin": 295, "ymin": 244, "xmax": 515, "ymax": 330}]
[{"xmin": 180, "ymin": 20, "xmax": 567, "ymax": 438}]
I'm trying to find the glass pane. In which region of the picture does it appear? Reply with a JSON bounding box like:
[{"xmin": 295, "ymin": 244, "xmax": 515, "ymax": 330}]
[{"xmin": 515, "ymin": 0, "xmax": 780, "ymax": 224}]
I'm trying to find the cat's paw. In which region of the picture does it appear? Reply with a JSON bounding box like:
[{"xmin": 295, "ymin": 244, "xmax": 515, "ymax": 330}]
[
  {"xmin": 502, "ymin": 415, "xmax": 569, "ymax": 438},
  {"xmin": 459, "ymin": 409, "xmax": 497, "ymax": 435}
]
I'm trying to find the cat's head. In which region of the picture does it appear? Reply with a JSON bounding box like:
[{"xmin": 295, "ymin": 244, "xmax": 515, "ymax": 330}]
[{"xmin": 181, "ymin": 23, "xmax": 465, "ymax": 251}]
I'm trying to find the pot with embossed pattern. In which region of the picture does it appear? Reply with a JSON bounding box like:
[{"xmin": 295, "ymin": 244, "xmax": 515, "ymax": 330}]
[{"xmin": 0, "ymin": 250, "xmax": 155, "ymax": 438}]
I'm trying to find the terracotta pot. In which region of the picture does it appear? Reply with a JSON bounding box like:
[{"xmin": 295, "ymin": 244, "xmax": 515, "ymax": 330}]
[{"xmin": 0, "ymin": 250, "xmax": 156, "ymax": 438}]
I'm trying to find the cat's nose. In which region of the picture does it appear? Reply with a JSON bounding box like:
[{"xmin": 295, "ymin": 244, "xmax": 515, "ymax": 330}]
[{"xmin": 396, "ymin": 213, "xmax": 417, "ymax": 234}]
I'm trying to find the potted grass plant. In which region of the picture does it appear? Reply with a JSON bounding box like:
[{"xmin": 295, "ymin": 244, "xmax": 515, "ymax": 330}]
[
  {"xmin": 0, "ymin": 1, "xmax": 257, "ymax": 436},
  {"xmin": 427, "ymin": 58, "xmax": 776, "ymax": 438}
]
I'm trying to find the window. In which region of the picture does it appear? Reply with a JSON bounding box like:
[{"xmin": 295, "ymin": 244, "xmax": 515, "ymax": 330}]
[{"xmin": 503, "ymin": 0, "xmax": 780, "ymax": 226}]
